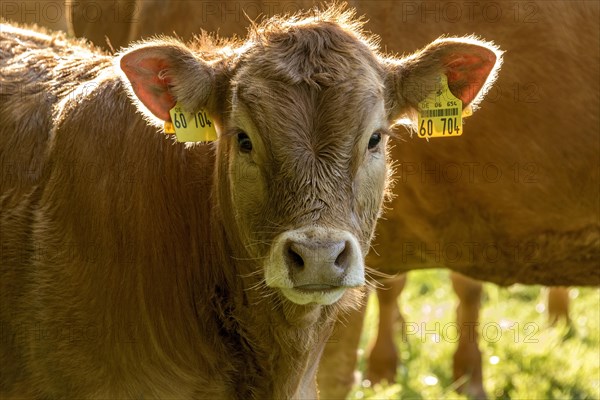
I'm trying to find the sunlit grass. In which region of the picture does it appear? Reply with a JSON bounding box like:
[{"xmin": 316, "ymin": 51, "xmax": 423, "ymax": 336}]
[{"xmin": 348, "ymin": 269, "xmax": 600, "ymax": 399}]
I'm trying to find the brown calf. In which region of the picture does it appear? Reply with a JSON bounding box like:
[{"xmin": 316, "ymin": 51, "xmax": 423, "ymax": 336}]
[{"xmin": 0, "ymin": 6, "xmax": 501, "ymax": 398}]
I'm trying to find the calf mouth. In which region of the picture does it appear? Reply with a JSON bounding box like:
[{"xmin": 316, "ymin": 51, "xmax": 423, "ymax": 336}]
[
  {"xmin": 280, "ymin": 286, "xmax": 346, "ymax": 305},
  {"xmin": 293, "ymin": 284, "xmax": 341, "ymax": 293}
]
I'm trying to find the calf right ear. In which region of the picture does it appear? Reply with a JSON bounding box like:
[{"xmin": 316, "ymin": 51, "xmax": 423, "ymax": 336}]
[
  {"xmin": 117, "ymin": 41, "xmax": 215, "ymax": 124},
  {"xmin": 384, "ymin": 37, "xmax": 503, "ymax": 126}
]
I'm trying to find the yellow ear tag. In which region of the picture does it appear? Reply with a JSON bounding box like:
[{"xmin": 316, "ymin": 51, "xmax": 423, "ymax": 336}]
[
  {"xmin": 165, "ymin": 102, "xmax": 217, "ymax": 142},
  {"xmin": 417, "ymin": 75, "xmax": 467, "ymax": 139}
]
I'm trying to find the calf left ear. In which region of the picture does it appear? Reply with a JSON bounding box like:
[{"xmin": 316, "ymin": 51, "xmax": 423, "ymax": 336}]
[
  {"xmin": 117, "ymin": 40, "xmax": 215, "ymax": 124},
  {"xmin": 385, "ymin": 37, "xmax": 503, "ymax": 122}
]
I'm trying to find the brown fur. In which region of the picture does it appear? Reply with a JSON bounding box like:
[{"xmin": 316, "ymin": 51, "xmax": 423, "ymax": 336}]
[{"xmin": 1, "ymin": 5, "xmax": 501, "ymax": 398}]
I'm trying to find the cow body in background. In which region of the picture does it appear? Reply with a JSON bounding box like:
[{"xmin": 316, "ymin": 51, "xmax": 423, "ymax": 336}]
[
  {"xmin": 0, "ymin": 5, "xmax": 501, "ymax": 398},
  {"xmin": 64, "ymin": 0, "xmax": 317, "ymax": 51},
  {"xmin": 0, "ymin": 1, "xmax": 67, "ymax": 31}
]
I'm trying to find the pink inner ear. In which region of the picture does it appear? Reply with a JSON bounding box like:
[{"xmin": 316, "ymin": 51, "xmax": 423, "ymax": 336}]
[
  {"xmin": 120, "ymin": 52, "xmax": 177, "ymax": 121},
  {"xmin": 445, "ymin": 51, "xmax": 497, "ymax": 105}
]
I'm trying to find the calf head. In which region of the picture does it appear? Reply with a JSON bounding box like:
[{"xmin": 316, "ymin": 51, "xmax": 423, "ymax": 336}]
[{"xmin": 118, "ymin": 8, "xmax": 501, "ymax": 308}]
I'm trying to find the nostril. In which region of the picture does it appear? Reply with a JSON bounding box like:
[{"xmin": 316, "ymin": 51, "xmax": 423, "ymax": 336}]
[
  {"xmin": 334, "ymin": 242, "xmax": 350, "ymax": 270},
  {"xmin": 286, "ymin": 244, "xmax": 305, "ymax": 271}
]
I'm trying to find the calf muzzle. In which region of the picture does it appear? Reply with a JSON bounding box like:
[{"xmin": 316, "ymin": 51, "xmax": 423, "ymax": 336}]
[{"xmin": 266, "ymin": 226, "xmax": 365, "ymax": 305}]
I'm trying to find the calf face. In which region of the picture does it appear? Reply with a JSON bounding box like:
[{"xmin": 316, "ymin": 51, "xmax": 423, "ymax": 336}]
[{"xmin": 119, "ymin": 9, "xmax": 501, "ymax": 306}]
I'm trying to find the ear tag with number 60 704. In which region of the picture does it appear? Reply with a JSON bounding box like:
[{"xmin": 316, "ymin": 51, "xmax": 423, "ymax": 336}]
[
  {"xmin": 163, "ymin": 102, "xmax": 217, "ymax": 142},
  {"xmin": 417, "ymin": 75, "xmax": 470, "ymax": 139}
]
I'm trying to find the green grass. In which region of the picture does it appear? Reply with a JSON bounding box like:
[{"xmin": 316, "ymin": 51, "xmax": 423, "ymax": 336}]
[{"xmin": 348, "ymin": 269, "xmax": 600, "ymax": 399}]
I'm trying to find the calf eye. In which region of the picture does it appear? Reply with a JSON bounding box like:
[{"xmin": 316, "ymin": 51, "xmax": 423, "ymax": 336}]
[
  {"xmin": 368, "ymin": 132, "xmax": 382, "ymax": 150},
  {"xmin": 237, "ymin": 132, "xmax": 253, "ymax": 153}
]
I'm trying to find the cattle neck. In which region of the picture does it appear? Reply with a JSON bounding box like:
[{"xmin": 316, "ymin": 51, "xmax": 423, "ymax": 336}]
[{"xmin": 181, "ymin": 148, "xmax": 340, "ymax": 398}]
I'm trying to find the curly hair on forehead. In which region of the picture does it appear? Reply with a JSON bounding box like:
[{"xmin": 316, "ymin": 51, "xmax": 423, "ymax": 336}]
[
  {"xmin": 234, "ymin": 4, "xmax": 385, "ymax": 88},
  {"xmin": 182, "ymin": 3, "xmax": 379, "ymax": 61},
  {"xmin": 249, "ymin": 3, "xmax": 379, "ymax": 51}
]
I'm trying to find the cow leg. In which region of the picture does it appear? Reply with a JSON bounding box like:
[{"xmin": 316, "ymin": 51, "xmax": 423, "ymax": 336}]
[
  {"xmin": 365, "ymin": 274, "xmax": 407, "ymax": 384},
  {"xmin": 548, "ymin": 287, "xmax": 570, "ymax": 325},
  {"xmin": 451, "ymin": 272, "xmax": 487, "ymax": 399},
  {"xmin": 318, "ymin": 299, "xmax": 368, "ymax": 399}
]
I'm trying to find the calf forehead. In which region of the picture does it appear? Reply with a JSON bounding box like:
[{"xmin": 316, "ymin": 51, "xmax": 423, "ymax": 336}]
[
  {"xmin": 235, "ymin": 79, "xmax": 383, "ymax": 147},
  {"xmin": 243, "ymin": 21, "xmax": 384, "ymax": 87},
  {"xmin": 230, "ymin": 21, "xmax": 386, "ymax": 144}
]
